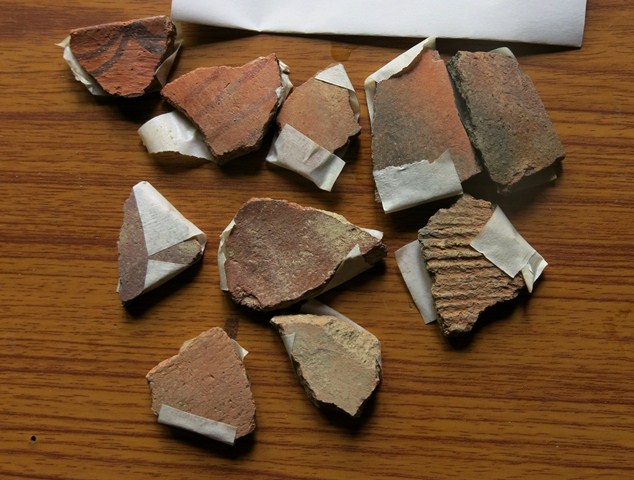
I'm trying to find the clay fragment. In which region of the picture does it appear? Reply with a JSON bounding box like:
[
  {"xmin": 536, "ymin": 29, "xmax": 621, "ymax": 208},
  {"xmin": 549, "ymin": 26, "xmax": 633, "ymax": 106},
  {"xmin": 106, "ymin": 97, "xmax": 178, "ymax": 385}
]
[
  {"xmin": 220, "ymin": 198, "xmax": 387, "ymax": 311},
  {"xmin": 146, "ymin": 327, "xmax": 256, "ymax": 443},
  {"xmin": 372, "ymin": 48, "xmax": 479, "ymax": 182},
  {"xmin": 276, "ymin": 65, "xmax": 360, "ymax": 153},
  {"xmin": 117, "ymin": 181, "xmax": 205, "ymax": 303},
  {"xmin": 161, "ymin": 55, "xmax": 285, "ymax": 163},
  {"xmin": 68, "ymin": 16, "xmax": 178, "ymax": 97},
  {"xmin": 447, "ymin": 51, "xmax": 565, "ymax": 192},
  {"xmin": 271, "ymin": 314, "xmax": 381, "ymax": 417},
  {"xmin": 418, "ymin": 195, "xmax": 524, "ymax": 336}
]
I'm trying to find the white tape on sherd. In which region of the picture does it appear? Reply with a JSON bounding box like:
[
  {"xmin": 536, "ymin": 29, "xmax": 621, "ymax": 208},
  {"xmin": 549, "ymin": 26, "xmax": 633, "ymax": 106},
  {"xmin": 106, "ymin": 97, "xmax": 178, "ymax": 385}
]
[
  {"xmin": 129, "ymin": 182, "xmax": 207, "ymax": 294},
  {"xmin": 138, "ymin": 111, "xmax": 214, "ymax": 161},
  {"xmin": 59, "ymin": 36, "xmax": 181, "ymax": 95},
  {"xmin": 143, "ymin": 260, "xmax": 189, "ymax": 291},
  {"xmin": 281, "ymin": 332, "xmax": 296, "ymax": 354},
  {"xmin": 57, "ymin": 36, "xmax": 107, "ymax": 96},
  {"xmin": 323, "ymin": 244, "xmax": 372, "ymax": 292},
  {"xmin": 139, "ymin": 59, "xmax": 290, "ymax": 159},
  {"xmin": 134, "ymin": 181, "xmax": 206, "ymax": 257},
  {"xmin": 315, "ymin": 63, "xmax": 360, "ymax": 121},
  {"xmin": 373, "ymin": 151, "xmax": 463, "ymax": 213},
  {"xmin": 470, "ymin": 206, "xmax": 548, "ymax": 292},
  {"xmin": 395, "ymin": 241, "xmax": 437, "ymax": 324},
  {"xmin": 158, "ymin": 404, "xmax": 238, "ymax": 445},
  {"xmin": 266, "ymin": 124, "xmax": 345, "ymax": 191}
]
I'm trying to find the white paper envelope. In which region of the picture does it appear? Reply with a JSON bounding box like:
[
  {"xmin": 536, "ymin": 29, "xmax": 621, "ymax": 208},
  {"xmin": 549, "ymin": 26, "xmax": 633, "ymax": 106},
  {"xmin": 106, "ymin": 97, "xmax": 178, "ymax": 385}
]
[{"xmin": 172, "ymin": 0, "xmax": 587, "ymax": 47}]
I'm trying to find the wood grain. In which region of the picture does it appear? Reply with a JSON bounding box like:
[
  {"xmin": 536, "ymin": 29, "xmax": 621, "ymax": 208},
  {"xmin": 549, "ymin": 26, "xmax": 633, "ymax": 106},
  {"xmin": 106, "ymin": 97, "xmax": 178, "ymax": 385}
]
[{"xmin": 1, "ymin": 1, "xmax": 633, "ymax": 479}]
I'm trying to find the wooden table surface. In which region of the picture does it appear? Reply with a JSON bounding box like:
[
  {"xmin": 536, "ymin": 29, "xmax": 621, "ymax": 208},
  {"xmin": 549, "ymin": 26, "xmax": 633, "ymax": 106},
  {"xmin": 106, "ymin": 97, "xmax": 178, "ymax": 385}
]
[{"xmin": 2, "ymin": 1, "xmax": 633, "ymax": 478}]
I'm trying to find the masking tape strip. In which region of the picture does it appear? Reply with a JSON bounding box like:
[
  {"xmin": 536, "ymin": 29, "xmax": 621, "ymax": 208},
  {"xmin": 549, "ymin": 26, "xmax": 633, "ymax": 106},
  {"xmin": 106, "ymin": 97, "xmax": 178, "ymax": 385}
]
[
  {"xmin": 395, "ymin": 240, "xmax": 438, "ymax": 324},
  {"xmin": 158, "ymin": 404, "xmax": 237, "ymax": 445}
]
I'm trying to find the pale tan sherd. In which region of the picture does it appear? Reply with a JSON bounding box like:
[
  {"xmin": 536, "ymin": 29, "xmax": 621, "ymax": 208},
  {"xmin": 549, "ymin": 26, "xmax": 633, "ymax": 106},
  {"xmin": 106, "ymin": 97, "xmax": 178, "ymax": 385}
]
[
  {"xmin": 418, "ymin": 195, "xmax": 525, "ymax": 336},
  {"xmin": 271, "ymin": 314, "xmax": 381, "ymax": 417},
  {"xmin": 146, "ymin": 327, "xmax": 256, "ymax": 440}
]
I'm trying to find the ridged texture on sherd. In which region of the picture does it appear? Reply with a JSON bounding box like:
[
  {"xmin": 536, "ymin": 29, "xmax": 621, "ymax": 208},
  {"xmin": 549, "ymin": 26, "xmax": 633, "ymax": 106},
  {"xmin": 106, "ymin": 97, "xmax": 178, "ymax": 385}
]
[
  {"xmin": 418, "ymin": 195, "xmax": 524, "ymax": 336},
  {"xmin": 447, "ymin": 51, "xmax": 565, "ymax": 192},
  {"xmin": 161, "ymin": 54, "xmax": 283, "ymax": 163},
  {"xmin": 224, "ymin": 198, "xmax": 387, "ymax": 311},
  {"xmin": 276, "ymin": 68, "xmax": 360, "ymax": 152},
  {"xmin": 271, "ymin": 314, "xmax": 381, "ymax": 417},
  {"xmin": 70, "ymin": 16, "xmax": 177, "ymax": 97},
  {"xmin": 146, "ymin": 328, "xmax": 256, "ymax": 439},
  {"xmin": 372, "ymin": 48, "xmax": 480, "ymax": 182}
]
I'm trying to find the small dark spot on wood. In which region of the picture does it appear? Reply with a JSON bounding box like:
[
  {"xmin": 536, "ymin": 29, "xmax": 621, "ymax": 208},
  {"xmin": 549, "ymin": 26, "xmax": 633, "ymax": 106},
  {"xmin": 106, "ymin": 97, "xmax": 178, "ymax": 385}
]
[{"xmin": 30, "ymin": 435, "xmax": 37, "ymax": 442}]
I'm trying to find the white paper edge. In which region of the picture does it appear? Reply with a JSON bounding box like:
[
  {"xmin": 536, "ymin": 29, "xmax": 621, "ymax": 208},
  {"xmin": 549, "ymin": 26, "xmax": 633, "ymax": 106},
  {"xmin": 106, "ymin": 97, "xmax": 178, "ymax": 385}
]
[
  {"xmin": 158, "ymin": 404, "xmax": 238, "ymax": 445},
  {"xmin": 155, "ymin": 39, "xmax": 183, "ymax": 86},
  {"xmin": 276, "ymin": 60, "xmax": 293, "ymax": 107},
  {"xmin": 58, "ymin": 36, "xmax": 107, "ymax": 96},
  {"xmin": 395, "ymin": 241, "xmax": 437, "ymax": 324},
  {"xmin": 266, "ymin": 124, "xmax": 345, "ymax": 191},
  {"xmin": 218, "ymin": 219, "xmax": 235, "ymax": 291},
  {"xmin": 470, "ymin": 206, "xmax": 547, "ymax": 292},
  {"xmin": 315, "ymin": 63, "xmax": 360, "ymax": 121},
  {"xmin": 138, "ymin": 111, "xmax": 215, "ymax": 161},
  {"xmin": 133, "ymin": 181, "xmax": 207, "ymax": 257},
  {"xmin": 373, "ymin": 151, "xmax": 463, "ymax": 214},
  {"xmin": 171, "ymin": 1, "xmax": 586, "ymax": 46},
  {"xmin": 364, "ymin": 37, "xmax": 436, "ymax": 128}
]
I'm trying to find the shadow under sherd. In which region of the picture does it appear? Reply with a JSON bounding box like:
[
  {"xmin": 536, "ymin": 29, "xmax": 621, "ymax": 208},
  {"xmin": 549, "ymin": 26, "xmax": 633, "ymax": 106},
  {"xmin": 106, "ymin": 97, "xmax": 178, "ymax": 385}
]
[
  {"xmin": 122, "ymin": 259, "xmax": 204, "ymax": 318},
  {"xmin": 444, "ymin": 289, "xmax": 533, "ymax": 350},
  {"xmin": 166, "ymin": 424, "xmax": 256, "ymax": 457}
]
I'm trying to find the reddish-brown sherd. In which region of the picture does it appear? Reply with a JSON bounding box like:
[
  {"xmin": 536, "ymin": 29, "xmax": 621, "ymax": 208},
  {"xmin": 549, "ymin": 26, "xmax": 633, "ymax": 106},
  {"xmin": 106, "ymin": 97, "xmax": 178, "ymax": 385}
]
[
  {"xmin": 223, "ymin": 198, "xmax": 387, "ymax": 311},
  {"xmin": 70, "ymin": 16, "xmax": 177, "ymax": 97},
  {"xmin": 117, "ymin": 188, "xmax": 203, "ymax": 303},
  {"xmin": 162, "ymin": 54, "xmax": 283, "ymax": 164},
  {"xmin": 447, "ymin": 51, "xmax": 565, "ymax": 192},
  {"xmin": 418, "ymin": 195, "xmax": 525, "ymax": 336},
  {"xmin": 271, "ymin": 314, "xmax": 382, "ymax": 418},
  {"xmin": 146, "ymin": 328, "xmax": 256, "ymax": 440},
  {"xmin": 276, "ymin": 66, "xmax": 360, "ymax": 153},
  {"xmin": 372, "ymin": 48, "xmax": 480, "ymax": 182}
]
